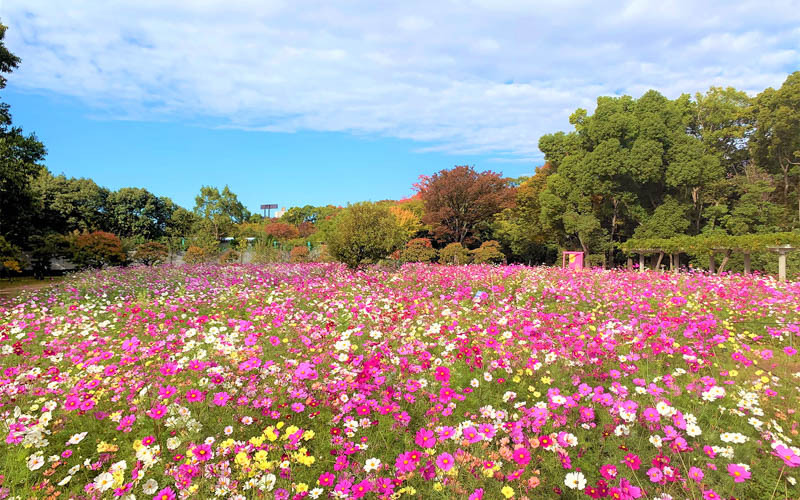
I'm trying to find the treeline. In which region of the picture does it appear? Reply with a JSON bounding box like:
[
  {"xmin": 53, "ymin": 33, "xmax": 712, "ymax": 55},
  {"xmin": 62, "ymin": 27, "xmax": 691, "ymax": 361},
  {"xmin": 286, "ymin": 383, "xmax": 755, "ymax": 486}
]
[{"xmin": 2, "ymin": 21, "xmax": 799, "ymax": 275}]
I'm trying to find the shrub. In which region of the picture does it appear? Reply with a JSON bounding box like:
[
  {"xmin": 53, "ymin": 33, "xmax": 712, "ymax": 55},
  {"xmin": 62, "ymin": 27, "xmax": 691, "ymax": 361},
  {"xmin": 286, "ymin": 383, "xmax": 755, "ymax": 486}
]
[
  {"xmin": 400, "ymin": 238, "xmax": 438, "ymax": 263},
  {"xmin": 264, "ymin": 222, "xmax": 299, "ymax": 240},
  {"xmin": 183, "ymin": 245, "xmax": 211, "ymax": 264},
  {"xmin": 0, "ymin": 236, "xmax": 24, "ymax": 279},
  {"xmin": 439, "ymin": 242, "xmax": 471, "ymax": 265},
  {"xmin": 219, "ymin": 249, "xmax": 239, "ymax": 264},
  {"xmin": 290, "ymin": 245, "xmax": 310, "ymax": 263},
  {"xmin": 471, "ymin": 240, "xmax": 506, "ymax": 264},
  {"xmin": 328, "ymin": 202, "xmax": 405, "ymax": 269},
  {"xmin": 135, "ymin": 241, "xmax": 169, "ymax": 265},
  {"xmin": 70, "ymin": 231, "xmax": 126, "ymax": 269}
]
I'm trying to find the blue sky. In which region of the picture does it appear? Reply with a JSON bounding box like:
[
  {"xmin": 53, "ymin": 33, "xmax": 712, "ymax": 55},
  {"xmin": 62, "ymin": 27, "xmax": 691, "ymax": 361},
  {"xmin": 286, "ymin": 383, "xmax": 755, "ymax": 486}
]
[{"xmin": 3, "ymin": 1, "xmax": 800, "ymax": 211}]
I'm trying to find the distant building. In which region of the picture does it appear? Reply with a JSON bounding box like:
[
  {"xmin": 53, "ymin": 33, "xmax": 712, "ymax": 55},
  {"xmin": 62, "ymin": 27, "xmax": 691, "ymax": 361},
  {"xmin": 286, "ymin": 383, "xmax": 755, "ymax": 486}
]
[{"xmin": 274, "ymin": 206, "xmax": 287, "ymax": 218}]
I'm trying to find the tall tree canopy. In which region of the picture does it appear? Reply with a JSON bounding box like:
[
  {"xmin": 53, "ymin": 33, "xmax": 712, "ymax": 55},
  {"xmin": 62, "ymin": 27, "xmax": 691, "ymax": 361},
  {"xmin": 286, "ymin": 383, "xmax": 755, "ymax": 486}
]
[
  {"xmin": 750, "ymin": 71, "xmax": 800, "ymax": 224},
  {"xmin": 417, "ymin": 166, "xmax": 514, "ymax": 246},
  {"xmin": 0, "ymin": 24, "xmax": 47, "ymax": 244},
  {"xmin": 193, "ymin": 185, "xmax": 250, "ymax": 240},
  {"xmin": 538, "ymin": 90, "xmax": 721, "ymax": 260}
]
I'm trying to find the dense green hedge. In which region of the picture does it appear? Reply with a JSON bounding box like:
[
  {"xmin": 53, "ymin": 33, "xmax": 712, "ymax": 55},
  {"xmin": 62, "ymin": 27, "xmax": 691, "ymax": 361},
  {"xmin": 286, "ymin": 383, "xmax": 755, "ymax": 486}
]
[{"xmin": 620, "ymin": 232, "xmax": 800, "ymax": 255}]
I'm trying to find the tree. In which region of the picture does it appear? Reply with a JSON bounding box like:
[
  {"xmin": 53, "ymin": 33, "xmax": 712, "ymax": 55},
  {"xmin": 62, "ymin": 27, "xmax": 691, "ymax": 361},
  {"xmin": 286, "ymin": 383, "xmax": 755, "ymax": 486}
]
[
  {"xmin": 107, "ymin": 187, "xmax": 175, "ymax": 240},
  {"xmin": 28, "ymin": 233, "xmax": 67, "ymax": 279},
  {"xmin": 471, "ymin": 240, "xmax": 505, "ymax": 264},
  {"xmin": 31, "ymin": 172, "xmax": 110, "ymax": 234},
  {"xmin": 69, "ymin": 231, "xmax": 126, "ymax": 269},
  {"xmin": 417, "ymin": 166, "xmax": 514, "ymax": 245},
  {"xmin": 691, "ymin": 86, "xmax": 753, "ymax": 177},
  {"xmin": 193, "ymin": 185, "xmax": 249, "ymax": 240},
  {"xmin": 399, "ymin": 238, "xmax": 438, "ymax": 263},
  {"xmin": 439, "ymin": 242, "xmax": 471, "ymax": 265},
  {"xmin": 0, "ymin": 24, "xmax": 47, "ymax": 244},
  {"xmin": 0, "ymin": 235, "xmax": 23, "ymax": 280},
  {"xmin": 264, "ymin": 222, "xmax": 300, "ymax": 240},
  {"xmin": 632, "ymin": 197, "xmax": 690, "ymax": 239},
  {"xmin": 750, "ymin": 72, "xmax": 800, "ymax": 224},
  {"xmin": 328, "ymin": 202, "xmax": 404, "ymax": 269},
  {"xmin": 134, "ymin": 241, "xmax": 169, "ymax": 265},
  {"xmin": 493, "ymin": 166, "xmax": 554, "ymax": 264},
  {"xmin": 290, "ymin": 245, "xmax": 310, "ymax": 263},
  {"xmin": 538, "ymin": 91, "xmax": 719, "ymax": 263}
]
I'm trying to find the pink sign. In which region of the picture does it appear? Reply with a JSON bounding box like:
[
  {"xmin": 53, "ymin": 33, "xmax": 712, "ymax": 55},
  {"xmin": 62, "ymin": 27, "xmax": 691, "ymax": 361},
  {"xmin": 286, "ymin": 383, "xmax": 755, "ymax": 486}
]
[{"xmin": 562, "ymin": 251, "xmax": 584, "ymax": 270}]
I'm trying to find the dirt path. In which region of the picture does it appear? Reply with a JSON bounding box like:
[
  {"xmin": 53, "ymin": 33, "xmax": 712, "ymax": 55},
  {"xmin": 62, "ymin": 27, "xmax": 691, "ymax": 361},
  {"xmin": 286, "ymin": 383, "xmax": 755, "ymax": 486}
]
[{"xmin": 0, "ymin": 278, "xmax": 63, "ymax": 303}]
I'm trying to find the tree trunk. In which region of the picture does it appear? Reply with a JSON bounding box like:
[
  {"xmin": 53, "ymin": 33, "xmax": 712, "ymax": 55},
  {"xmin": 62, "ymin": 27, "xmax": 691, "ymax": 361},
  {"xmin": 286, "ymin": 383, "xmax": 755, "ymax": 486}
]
[
  {"xmin": 692, "ymin": 187, "xmax": 701, "ymax": 234},
  {"xmin": 709, "ymin": 253, "xmax": 716, "ymax": 274},
  {"xmin": 743, "ymin": 253, "xmax": 751, "ymax": 274},
  {"xmin": 655, "ymin": 252, "xmax": 664, "ymax": 271}
]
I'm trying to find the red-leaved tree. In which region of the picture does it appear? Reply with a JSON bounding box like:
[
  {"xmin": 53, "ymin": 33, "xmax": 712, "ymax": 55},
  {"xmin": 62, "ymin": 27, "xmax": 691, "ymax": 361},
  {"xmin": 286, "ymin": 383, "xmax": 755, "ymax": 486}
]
[{"xmin": 417, "ymin": 166, "xmax": 514, "ymax": 245}]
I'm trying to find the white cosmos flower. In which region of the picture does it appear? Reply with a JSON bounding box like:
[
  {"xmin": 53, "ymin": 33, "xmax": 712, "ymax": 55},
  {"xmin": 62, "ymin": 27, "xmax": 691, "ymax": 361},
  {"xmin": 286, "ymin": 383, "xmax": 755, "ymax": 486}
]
[
  {"xmin": 142, "ymin": 478, "xmax": 158, "ymax": 494},
  {"xmin": 27, "ymin": 454, "xmax": 45, "ymax": 471},
  {"xmin": 564, "ymin": 471, "xmax": 587, "ymax": 490},
  {"xmin": 93, "ymin": 472, "xmax": 114, "ymax": 492},
  {"xmin": 364, "ymin": 457, "xmax": 381, "ymax": 472}
]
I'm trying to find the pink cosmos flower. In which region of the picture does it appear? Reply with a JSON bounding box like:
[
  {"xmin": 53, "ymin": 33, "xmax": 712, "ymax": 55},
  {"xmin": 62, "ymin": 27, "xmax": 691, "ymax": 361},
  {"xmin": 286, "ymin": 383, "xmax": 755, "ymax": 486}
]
[
  {"xmin": 415, "ymin": 428, "xmax": 435, "ymax": 448},
  {"xmin": 193, "ymin": 444, "xmax": 212, "ymax": 462},
  {"xmin": 147, "ymin": 404, "xmax": 168, "ymax": 420},
  {"xmin": 395, "ymin": 452, "xmax": 417, "ymax": 473},
  {"xmin": 727, "ymin": 463, "xmax": 750, "ymax": 482},
  {"xmin": 468, "ymin": 488, "xmax": 484, "ymax": 500},
  {"xmin": 773, "ymin": 444, "xmax": 800, "ymax": 467},
  {"xmin": 434, "ymin": 366, "xmax": 450, "ymax": 382},
  {"xmin": 688, "ymin": 466, "xmax": 704, "ymax": 482},
  {"xmin": 436, "ymin": 452, "xmax": 455, "ymax": 471},
  {"xmin": 462, "ymin": 426, "xmax": 482, "ymax": 444},
  {"xmin": 185, "ymin": 389, "xmax": 204, "ymax": 403},
  {"xmin": 785, "ymin": 346, "xmax": 798, "ymax": 356},
  {"xmin": 599, "ymin": 464, "xmax": 618, "ymax": 480},
  {"xmin": 622, "ymin": 453, "xmax": 641, "ymax": 470},
  {"xmin": 212, "ymin": 392, "xmax": 230, "ymax": 406},
  {"xmin": 702, "ymin": 488, "xmax": 720, "ymax": 499},
  {"xmin": 351, "ymin": 480, "xmax": 372, "ymax": 498},
  {"xmin": 646, "ymin": 467, "xmax": 663, "ymax": 482},
  {"xmin": 152, "ymin": 487, "xmax": 176, "ymax": 500},
  {"xmin": 318, "ymin": 472, "xmax": 335, "ymax": 486},
  {"xmin": 512, "ymin": 447, "xmax": 531, "ymax": 466}
]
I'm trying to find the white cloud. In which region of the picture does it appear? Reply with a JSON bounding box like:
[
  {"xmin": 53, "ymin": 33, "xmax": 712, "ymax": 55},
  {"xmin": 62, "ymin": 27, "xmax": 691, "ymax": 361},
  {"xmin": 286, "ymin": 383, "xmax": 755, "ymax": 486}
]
[{"xmin": 2, "ymin": 0, "xmax": 799, "ymax": 159}]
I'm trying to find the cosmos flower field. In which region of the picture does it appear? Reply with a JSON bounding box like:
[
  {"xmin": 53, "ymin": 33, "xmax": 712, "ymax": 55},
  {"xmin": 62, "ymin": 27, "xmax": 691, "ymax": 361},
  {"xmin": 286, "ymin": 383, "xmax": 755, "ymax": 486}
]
[{"xmin": 1, "ymin": 264, "xmax": 800, "ymax": 500}]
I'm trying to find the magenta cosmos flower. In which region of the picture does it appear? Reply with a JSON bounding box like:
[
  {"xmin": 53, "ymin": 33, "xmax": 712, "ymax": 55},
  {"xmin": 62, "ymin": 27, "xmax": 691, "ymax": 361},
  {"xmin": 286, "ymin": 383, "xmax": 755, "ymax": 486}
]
[
  {"xmin": 415, "ymin": 429, "xmax": 435, "ymax": 448},
  {"xmin": 436, "ymin": 452, "xmax": 455, "ymax": 471},
  {"xmin": 185, "ymin": 389, "xmax": 204, "ymax": 403},
  {"xmin": 727, "ymin": 463, "xmax": 750, "ymax": 482},
  {"xmin": 147, "ymin": 404, "xmax": 168, "ymax": 420}
]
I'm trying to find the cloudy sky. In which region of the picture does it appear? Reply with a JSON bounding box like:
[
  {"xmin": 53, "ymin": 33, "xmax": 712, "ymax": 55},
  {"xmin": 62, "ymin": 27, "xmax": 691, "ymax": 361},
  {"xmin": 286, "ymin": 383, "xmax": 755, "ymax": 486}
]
[{"xmin": 2, "ymin": 1, "xmax": 799, "ymax": 209}]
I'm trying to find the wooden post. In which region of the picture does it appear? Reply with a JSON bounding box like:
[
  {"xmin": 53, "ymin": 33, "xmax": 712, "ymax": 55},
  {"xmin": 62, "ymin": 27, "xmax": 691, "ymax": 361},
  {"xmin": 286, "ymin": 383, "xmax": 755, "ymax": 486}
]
[
  {"xmin": 627, "ymin": 257, "xmax": 633, "ymax": 271},
  {"xmin": 671, "ymin": 253, "xmax": 678, "ymax": 273},
  {"xmin": 743, "ymin": 253, "xmax": 751, "ymax": 275},
  {"xmin": 639, "ymin": 253, "xmax": 645, "ymax": 273},
  {"xmin": 709, "ymin": 253, "xmax": 715, "ymax": 274},
  {"xmin": 717, "ymin": 249, "xmax": 731, "ymax": 275}
]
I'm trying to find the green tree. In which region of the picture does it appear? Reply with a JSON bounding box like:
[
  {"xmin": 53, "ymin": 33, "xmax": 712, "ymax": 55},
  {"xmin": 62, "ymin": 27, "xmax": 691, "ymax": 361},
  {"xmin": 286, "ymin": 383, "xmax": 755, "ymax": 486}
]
[
  {"xmin": 193, "ymin": 185, "xmax": 250, "ymax": 240},
  {"xmin": 632, "ymin": 197, "xmax": 690, "ymax": 239},
  {"xmin": 32, "ymin": 172, "xmax": 109, "ymax": 233},
  {"xmin": 691, "ymin": 86, "xmax": 753, "ymax": 176},
  {"xmin": 471, "ymin": 240, "xmax": 505, "ymax": 264},
  {"xmin": 750, "ymin": 72, "xmax": 800, "ymax": 224},
  {"xmin": 438, "ymin": 242, "xmax": 471, "ymax": 265},
  {"xmin": 0, "ymin": 24, "xmax": 47, "ymax": 244},
  {"xmin": 399, "ymin": 238, "xmax": 438, "ymax": 263},
  {"xmin": 328, "ymin": 202, "xmax": 404, "ymax": 269},
  {"xmin": 107, "ymin": 187, "xmax": 175, "ymax": 240},
  {"xmin": 538, "ymin": 91, "xmax": 719, "ymax": 262},
  {"xmin": 493, "ymin": 166, "xmax": 554, "ymax": 264}
]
